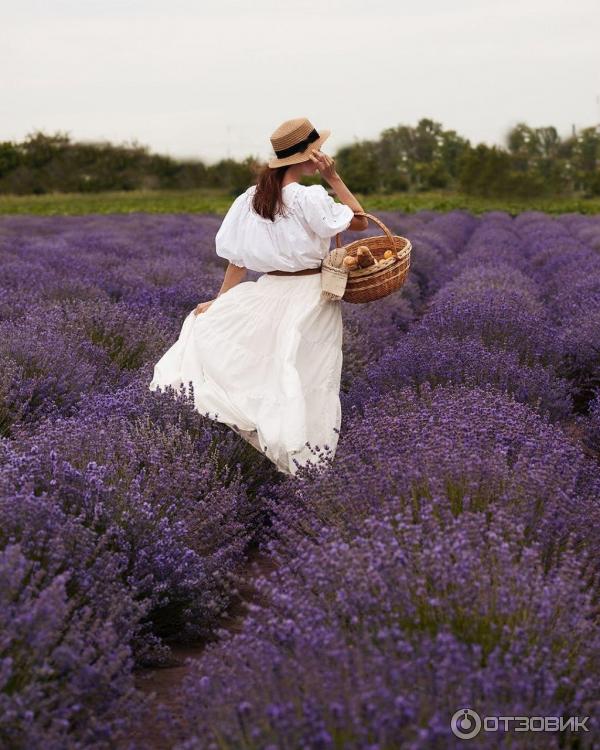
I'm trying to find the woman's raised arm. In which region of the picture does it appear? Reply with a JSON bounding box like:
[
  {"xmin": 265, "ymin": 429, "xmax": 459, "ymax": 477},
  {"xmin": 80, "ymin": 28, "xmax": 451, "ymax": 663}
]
[{"xmin": 309, "ymin": 150, "xmax": 369, "ymax": 232}]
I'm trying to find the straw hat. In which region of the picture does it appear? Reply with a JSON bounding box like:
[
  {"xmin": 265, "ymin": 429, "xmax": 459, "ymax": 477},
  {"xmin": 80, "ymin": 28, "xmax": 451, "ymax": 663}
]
[{"xmin": 268, "ymin": 117, "xmax": 331, "ymax": 168}]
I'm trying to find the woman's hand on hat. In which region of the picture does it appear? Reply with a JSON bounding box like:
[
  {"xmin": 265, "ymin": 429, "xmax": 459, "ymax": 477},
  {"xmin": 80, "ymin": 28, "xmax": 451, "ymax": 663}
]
[{"xmin": 308, "ymin": 149, "xmax": 338, "ymax": 184}]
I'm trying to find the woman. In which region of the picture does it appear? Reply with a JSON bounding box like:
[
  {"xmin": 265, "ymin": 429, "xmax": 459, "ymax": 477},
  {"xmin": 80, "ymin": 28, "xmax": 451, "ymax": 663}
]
[{"xmin": 148, "ymin": 117, "xmax": 368, "ymax": 475}]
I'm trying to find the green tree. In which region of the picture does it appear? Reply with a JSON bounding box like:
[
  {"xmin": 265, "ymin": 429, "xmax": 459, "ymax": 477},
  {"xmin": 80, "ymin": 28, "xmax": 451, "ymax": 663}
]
[
  {"xmin": 439, "ymin": 130, "xmax": 471, "ymax": 179},
  {"xmin": 375, "ymin": 119, "xmax": 466, "ymax": 192},
  {"xmin": 559, "ymin": 128, "xmax": 599, "ymax": 192},
  {"xmin": 334, "ymin": 141, "xmax": 380, "ymax": 194},
  {"xmin": 206, "ymin": 156, "xmax": 257, "ymax": 196},
  {"xmin": 0, "ymin": 142, "xmax": 20, "ymax": 177},
  {"xmin": 458, "ymin": 144, "xmax": 512, "ymax": 197},
  {"xmin": 21, "ymin": 130, "xmax": 71, "ymax": 169}
]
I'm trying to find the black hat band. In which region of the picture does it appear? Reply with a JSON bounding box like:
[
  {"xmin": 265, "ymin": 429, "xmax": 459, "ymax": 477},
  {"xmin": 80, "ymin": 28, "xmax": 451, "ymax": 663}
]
[{"xmin": 274, "ymin": 128, "xmax": 320, "ymax": 158}]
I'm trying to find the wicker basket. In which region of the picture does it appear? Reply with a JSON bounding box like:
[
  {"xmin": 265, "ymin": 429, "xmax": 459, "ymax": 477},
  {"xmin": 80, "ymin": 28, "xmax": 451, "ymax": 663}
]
[{"xmin": 335, "ymin": 212, "xmax": 412, "ymax": 304}]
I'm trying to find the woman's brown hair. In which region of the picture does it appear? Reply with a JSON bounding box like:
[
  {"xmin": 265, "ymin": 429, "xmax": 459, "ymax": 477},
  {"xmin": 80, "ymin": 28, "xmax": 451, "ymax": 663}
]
[{"xmin": 250, "ymin": 162, "xmax": 292, "ymax": 222}]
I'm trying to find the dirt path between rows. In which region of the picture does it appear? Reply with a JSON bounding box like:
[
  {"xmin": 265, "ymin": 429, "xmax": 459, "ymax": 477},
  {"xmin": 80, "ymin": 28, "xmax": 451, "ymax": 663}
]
[{"xmin": 129, "ymin": 549, "xmax": 277, "ymax": 748}]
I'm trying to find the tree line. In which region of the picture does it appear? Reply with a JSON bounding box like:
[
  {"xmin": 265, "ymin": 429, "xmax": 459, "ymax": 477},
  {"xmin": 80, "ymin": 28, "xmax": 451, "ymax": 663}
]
[{"xmin": 1, "ymin": 118, "xmax": 599, "ymax": 199}]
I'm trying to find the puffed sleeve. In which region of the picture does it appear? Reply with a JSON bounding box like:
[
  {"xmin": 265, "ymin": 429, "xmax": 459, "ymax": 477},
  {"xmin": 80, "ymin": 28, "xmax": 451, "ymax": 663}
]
[
  {"xmin": 215, "ymin": 193, "xmax": 246, "ymax": 267},
  {"xmin": 300, "ymin": 184, "xmax": 355, "ymax": 239}
]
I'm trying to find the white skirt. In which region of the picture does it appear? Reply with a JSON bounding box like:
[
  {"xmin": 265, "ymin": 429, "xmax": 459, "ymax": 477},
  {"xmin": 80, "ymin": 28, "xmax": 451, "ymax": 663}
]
[{"xmin": 148, "ymin": 272, "xmax": 343, "ymax": 476}]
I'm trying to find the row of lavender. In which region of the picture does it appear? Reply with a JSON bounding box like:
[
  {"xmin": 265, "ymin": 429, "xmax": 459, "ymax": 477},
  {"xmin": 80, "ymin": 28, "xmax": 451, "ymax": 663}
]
[
  {"xmin": 0, "ymin": 209, "xmax": 442, "ymax": 748},
  {"xmin": 173, "ymin": 211, "xmax": 600, "ymax": 749},
  {"xmin": 0, "ymin": 213, "xmax": 283, "ymax": 748}
]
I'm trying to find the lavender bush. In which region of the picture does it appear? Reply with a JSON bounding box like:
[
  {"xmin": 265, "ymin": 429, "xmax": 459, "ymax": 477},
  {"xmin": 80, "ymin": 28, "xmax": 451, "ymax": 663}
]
[
  {"xmin": 583, "ymin": 388, "xmax": 600, "ymax": 457},
  {"xmin": 0, "ymin": 483, "xmax": 153, "ymax": 748},
  {"xmin": 521, "ymin": 217, "xmax": 600, "ymax": 410},
  {"xmin": 178, "ymin": 505, "xmax": 599, "ymax": 749},
  {"xmin": 344, "ymin": 331, "xmax": 573, "ymax": 420},
  {"xmin": 3, "ymin": 378, "xmax": 272, "ymax": 664},
  {"xmin": 267, "ymin": 384, "xmax": 600, "ymax": 579}
]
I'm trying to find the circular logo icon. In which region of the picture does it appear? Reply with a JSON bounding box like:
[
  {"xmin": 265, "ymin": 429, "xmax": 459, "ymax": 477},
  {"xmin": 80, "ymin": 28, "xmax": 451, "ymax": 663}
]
[{"xmin": 450, "ymin": 708, "xmax": 482, "ymax": 739}]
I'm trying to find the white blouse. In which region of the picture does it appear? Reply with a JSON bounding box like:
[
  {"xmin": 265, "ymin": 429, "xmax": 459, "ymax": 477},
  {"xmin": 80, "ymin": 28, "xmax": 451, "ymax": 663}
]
[{"xmin": 214, "ymin": 182, "xmax": 355, "ymax": 272}]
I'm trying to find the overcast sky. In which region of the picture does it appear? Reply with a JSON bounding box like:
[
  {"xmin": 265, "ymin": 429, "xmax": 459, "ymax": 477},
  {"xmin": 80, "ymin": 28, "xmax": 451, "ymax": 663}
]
[{"xmin": 2, "ymin": 0, "xmax": 599, "ymax": 165}]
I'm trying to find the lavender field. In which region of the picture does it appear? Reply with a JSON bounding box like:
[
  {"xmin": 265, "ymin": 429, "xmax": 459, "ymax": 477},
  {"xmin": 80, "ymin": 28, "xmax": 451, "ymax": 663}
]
[{"xmin": 1, "ymin": 208, "xmax": 599, "ymax": 749}]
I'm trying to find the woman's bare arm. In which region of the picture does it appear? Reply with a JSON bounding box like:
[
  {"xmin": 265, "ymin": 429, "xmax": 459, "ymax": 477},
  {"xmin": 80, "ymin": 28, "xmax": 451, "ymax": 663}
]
[
  {"xmin": 217, "ymin": 262, "xmax": 247, "ymax": 296},
  {"xmin": 194, "ymin": 261, "xmax": 247, "ymax": 315}
]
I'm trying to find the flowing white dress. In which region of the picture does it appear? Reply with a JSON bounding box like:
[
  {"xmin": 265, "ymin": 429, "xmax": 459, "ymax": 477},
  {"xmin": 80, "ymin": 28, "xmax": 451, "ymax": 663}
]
[{"xmin": 148, "ymin": 182, "xmax": 354, "ymax": 476}]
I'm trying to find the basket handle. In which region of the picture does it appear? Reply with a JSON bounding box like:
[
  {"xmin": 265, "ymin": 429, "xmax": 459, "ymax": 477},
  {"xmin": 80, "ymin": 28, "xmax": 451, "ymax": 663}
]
[{"xmin": 335, "ymin": 211, "xmax": 395, "ymax": 249}]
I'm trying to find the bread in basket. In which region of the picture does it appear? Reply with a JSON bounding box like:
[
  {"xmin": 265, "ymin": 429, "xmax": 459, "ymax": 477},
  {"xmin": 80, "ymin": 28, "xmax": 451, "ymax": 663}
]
[{"xmin": 321, "ymin": 212, "xmax": 411, "ymax": 304}]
